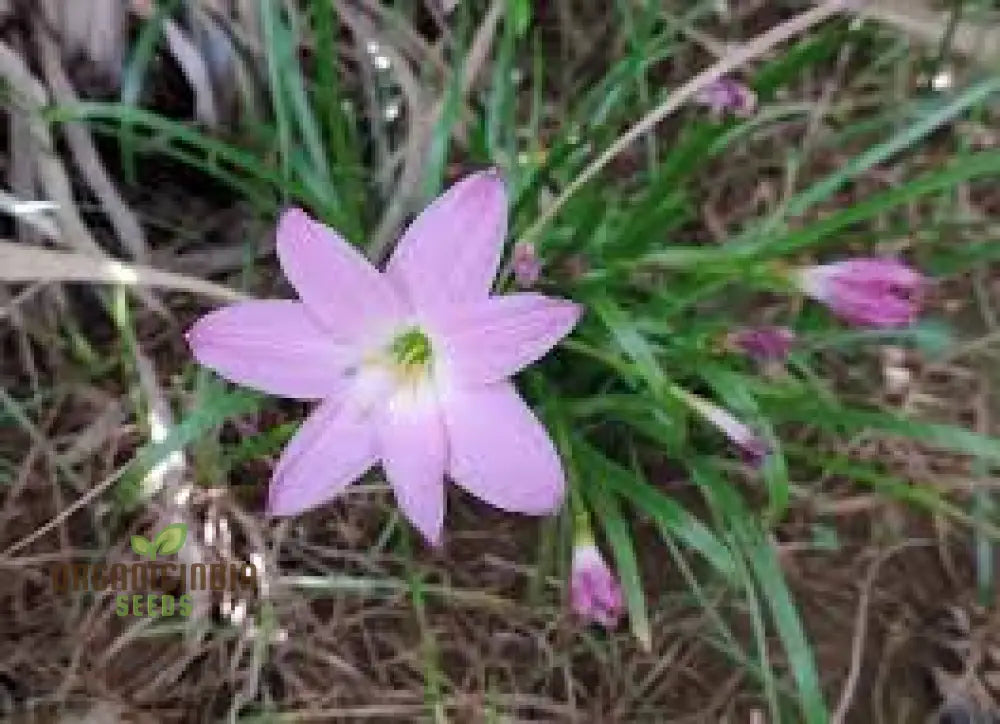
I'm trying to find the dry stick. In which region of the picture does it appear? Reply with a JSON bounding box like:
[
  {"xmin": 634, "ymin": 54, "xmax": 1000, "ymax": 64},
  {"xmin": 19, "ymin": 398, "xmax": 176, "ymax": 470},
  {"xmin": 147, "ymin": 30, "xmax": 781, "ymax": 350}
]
[
  {"xmin": 0, "ymin": 465, "xmax": 126, "ymax": 559},
  {"xmin": 505, "ymin": 0, "xmax": 848, "ymax": 278},
  {"xmin": 8, "ymin": 37, "xmax": 41, "ymax": 247},
  {"xmin": 0, "ymin": 241, "xmax": 251, "ymax": 302},
  {"xmin": 0, "ymin": 42, "xmax": 97, "ymax": 257},
  {"xmin": 0, "ymin": 282, "xmax": 44, "ymax": 322},
  {"xmin": 164, "ymin": 16, "xmax": 222, "ymax": 127},
  {"xmin": 41, "ymin": 0, "xmax": 127, "ymax": 85},
  {"xmin": 0, "ymin": 39, "xmax": 169, "ymax": 316},
  {"xmin": 131, "ymin": 0, "xmax": 223, "ymax": 126},
  {"xmin": 0, "ymin": 191, "xmax": 61, "ymax": 240},
  {"xmin": 37, "ymin": 31, "xmax": 153, "ymax": 263}
]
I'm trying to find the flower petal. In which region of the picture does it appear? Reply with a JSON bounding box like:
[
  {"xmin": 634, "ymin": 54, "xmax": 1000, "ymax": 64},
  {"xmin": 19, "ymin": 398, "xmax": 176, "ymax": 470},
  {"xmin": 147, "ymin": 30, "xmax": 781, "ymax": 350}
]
[
  {"xmin": 377, "ymin": 388, "xmax": 447, "ymax": 545},
  {"xmin": 186, "ymin": 300, "xmax": 352, "ymax": 399},
  {"xmin": 268, "ymin": 396, "xmax": 377, "ymax": 516},
  {"xmin": 433, "ymin": 293, "xmax": 582, "ymax": 386},
  {"xmin": 385, "ymin": 170, "xmax": 508, "ymax": 310},
  {"xmin": 443, "ymin": 383, "xmax": 565, "ymax": 514},
  {"xmin": 276, "ymin": 208, "xmax": 404, "ymax": 341}
]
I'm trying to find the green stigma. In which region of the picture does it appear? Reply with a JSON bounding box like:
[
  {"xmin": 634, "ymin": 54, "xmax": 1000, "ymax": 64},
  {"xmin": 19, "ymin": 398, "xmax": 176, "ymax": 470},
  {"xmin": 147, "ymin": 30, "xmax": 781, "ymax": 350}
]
[{"xmin": 389, "ymin": 327, "xmax": 433, "ymax": 375}]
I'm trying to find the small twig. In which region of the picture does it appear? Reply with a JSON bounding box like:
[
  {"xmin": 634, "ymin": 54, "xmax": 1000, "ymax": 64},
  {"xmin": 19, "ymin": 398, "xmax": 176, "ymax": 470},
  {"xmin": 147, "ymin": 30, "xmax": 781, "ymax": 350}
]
[
  {"xmin": 0, "ymin": 464, "xmax": 125, "ymax": 559},
  {"xmin": 146, "ymin": 6, "xmax": 221, "ymax": 127},
  {"xmin": 0, "ymin": 191, "xmax": 60, "ymax": 239},
  {"xmin": 0, "ymin": 240, "xmax": 252, "ymax": 302},
  {"xmin": 0, "ymin": 38, "xmax": 168, "ymax": 315},
  {"xmin": 36, "ymin": 29, "xmax": 154, "ymax": 262},
  {"xmin": 831, "ymin": 540, "xmax": 930, "ymax": 723}
]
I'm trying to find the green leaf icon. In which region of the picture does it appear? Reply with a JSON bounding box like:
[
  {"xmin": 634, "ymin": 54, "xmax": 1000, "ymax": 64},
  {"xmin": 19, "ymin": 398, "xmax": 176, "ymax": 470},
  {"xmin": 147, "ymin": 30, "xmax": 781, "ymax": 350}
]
[
  {"xmin": 130, "ymin": 535, "xmax": 153, "ymax": 558},
  {"xmin": 153, "ymin": 523, "xmax": 188, "ymax": 557}
]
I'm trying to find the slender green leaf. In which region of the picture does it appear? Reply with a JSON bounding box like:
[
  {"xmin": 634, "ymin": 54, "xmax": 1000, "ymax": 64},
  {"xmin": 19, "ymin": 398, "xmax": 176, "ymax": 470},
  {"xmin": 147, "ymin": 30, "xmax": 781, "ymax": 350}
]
[
  {"xmin": 691, "ymin": 463, "xmax": 827, "ymax": 724},
  {"xmin": 585, "ymin": 477, "xmax": 652, "ymax": 651},
  {"xmin": 577, "ymin": 443, "xmax": 736, "ymax": 578}
]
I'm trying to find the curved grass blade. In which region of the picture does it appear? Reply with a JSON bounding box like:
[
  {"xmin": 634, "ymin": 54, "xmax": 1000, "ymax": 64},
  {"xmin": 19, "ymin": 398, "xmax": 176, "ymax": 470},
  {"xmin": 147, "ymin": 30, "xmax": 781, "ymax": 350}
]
[
  {"xmin": 762, "ymin": 393, "xmax": 1000, "ymax": 466},
  {"xmin": 577, "ymin": 443, "xmax": 735, "ymax": 579},
  {"xmin": 755, "ymin": 150, "xmax": 1000, "ymax": 258},
  {"xmin": 584, "ymin": 474, "xmax": 652, "ymax": 652},
  {"xmin": 755, "ymin": 75, "xmax": 1000, "ymax": 240},
  {"xmin": 691, "ymin": 462, "xmax": 828, "ymax": 724}
]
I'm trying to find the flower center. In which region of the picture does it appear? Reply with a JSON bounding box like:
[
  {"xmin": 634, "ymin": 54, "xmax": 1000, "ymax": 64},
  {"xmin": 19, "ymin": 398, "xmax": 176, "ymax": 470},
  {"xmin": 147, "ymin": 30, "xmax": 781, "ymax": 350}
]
[{"xmin": 387, "ymin": 327, "xmax": 433, "ymax": 384}]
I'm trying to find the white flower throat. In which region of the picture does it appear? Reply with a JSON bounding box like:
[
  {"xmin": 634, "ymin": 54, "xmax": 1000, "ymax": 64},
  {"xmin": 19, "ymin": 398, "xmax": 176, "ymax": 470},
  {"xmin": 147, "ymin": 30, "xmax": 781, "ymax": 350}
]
[{"xmin": 352, "ymin": 327, "xmax": 436, "ymax": 395}]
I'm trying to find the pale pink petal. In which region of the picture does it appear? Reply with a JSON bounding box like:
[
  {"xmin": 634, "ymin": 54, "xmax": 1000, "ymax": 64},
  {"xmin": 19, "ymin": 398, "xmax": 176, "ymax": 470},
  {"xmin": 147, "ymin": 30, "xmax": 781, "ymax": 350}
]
[
  {"xmin": 268, "ymin": 396, "xmax": 377, "ymax": 515},
  {"xmin": 385, "ymin": 170, "xmax": 508, "ymax": 310},
  {"xmin": 186, "ymin": 301, "xmax": 352, "ymax": 399},
  {"xmin": 443, "ymin": 383, "xmax": 565, "ymax": 514},
  {"xmin": 377, "ymin": 390, "xmax": 447, "ymax": 545},
  {"xmin": 432, "ymin": 293, "xmax": 582, "ymax": 386},
  {"xmin": 276, "ymin": 208, "xmax": 404, "ymax": 341}
]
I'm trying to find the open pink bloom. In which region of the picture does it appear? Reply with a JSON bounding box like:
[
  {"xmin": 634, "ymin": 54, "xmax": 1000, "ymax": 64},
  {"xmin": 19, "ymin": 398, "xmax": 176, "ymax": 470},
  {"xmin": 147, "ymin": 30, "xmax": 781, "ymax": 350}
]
[
  {"xmin": 694, "ymin": 77, "xmax": 757, "ymax": 119},
  {"xmin": 796, "ymin": 258, "xmax": 925, "ymax": 328},
  {"xmin": 186, "ymin": 170, "xmax": 583, "ymax": 545},
  {"xmin": 570, "ymin": 542, "xmax": 624, "ymax": 629},
  {"xmin": 727, "ymin": 326, "xmax": 796, "ymax": 364}
]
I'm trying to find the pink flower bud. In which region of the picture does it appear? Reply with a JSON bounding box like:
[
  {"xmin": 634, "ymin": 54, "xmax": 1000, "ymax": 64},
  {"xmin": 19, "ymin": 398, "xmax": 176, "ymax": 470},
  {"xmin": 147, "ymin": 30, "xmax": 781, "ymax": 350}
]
[
  {"xmin": 694, "ymin": 77, "xmax": 757, "ymax": 118},
  {"xmin": 796, "ymin": 258, "xmax": 925, "ymax": 328},
  {"xmin": 570, "ymin": 542, "xmax": 624, "ymax": 629},
  {"xmin": 727, "ymin": 326, "xmax": 796, "ymax": 364},
  {"xmin": 676, "ymin": 389, "xmax": 770, "ymax": 467},
  {"xmin": 512, "ymin": 241, "xmax": 542, "ymax": 288}
]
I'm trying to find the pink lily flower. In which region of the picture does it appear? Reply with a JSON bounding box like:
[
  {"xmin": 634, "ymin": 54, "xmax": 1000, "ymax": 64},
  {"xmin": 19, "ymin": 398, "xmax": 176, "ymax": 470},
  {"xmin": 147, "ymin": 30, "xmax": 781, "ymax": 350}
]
[
  {"xmin": 570, "ymin": 542, "xmax": 624, "ymax": 629},
  {"xmin": 796, "ymin": 258, "xmax": 925, "ymax": 328},
  {"xmin": 186, "ymin": 170, "xmax": 583, "ymax": 545}
]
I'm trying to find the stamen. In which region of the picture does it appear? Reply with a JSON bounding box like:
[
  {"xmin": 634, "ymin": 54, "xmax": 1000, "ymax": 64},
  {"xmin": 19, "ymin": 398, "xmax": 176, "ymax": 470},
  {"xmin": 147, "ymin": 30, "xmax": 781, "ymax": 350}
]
[{"xmin": 385, "ymin": 327, "xmax": 433, "ymax": 385}]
